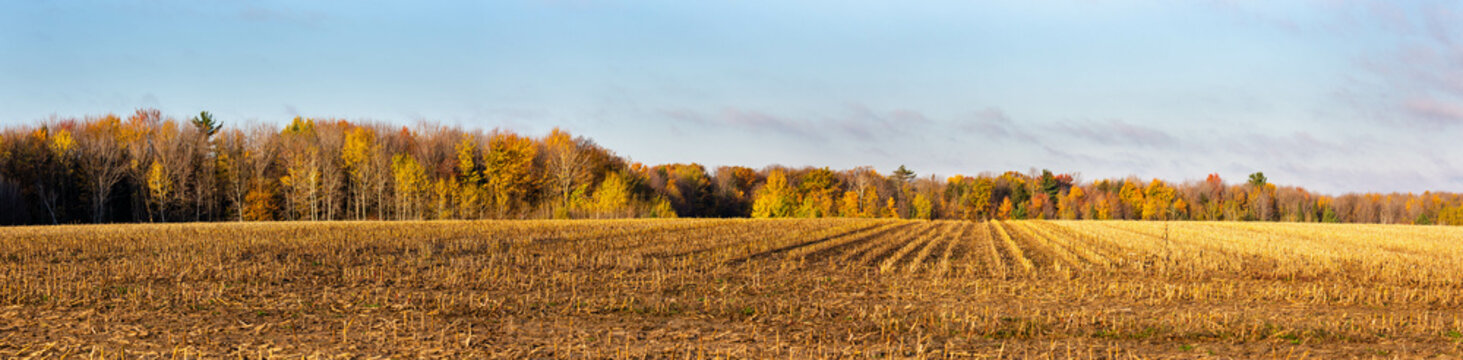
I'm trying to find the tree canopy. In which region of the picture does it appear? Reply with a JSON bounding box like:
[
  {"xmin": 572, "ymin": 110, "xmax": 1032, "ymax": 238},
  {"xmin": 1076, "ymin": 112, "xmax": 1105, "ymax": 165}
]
[{"xmin": 1, "ymin": 109, "xmax": 1460, "ymax": 226}]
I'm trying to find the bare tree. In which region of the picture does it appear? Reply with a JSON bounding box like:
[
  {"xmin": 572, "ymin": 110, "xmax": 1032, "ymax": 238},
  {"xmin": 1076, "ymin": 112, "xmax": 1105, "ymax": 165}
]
[
  {"xmin": 122, "ymin": 109, "xmax": 163, "ymax": 221},
  {"xmin": 75, "ymin": 117, "xmax": 129, "ymax": 223},
  {"xmin": 243, "ymin": 124, "xmax": 280, "ymax": 220},
  {"xmin": 146, "ymin": 120, "xmax": 207, "ymax": 222},
  {"xmin": 542, "ymin": 128, "xmax": 591, "ymax": 217},
  {"xmin": 315, "ymin": 121, "xmax": 347, "ymax": 220}
]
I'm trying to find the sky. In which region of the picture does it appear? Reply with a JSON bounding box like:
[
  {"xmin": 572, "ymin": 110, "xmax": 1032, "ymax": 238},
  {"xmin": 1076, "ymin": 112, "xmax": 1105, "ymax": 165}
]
[{"xmin": 2, "ymin": 0, "xmax": 1461, "ymax": 194}]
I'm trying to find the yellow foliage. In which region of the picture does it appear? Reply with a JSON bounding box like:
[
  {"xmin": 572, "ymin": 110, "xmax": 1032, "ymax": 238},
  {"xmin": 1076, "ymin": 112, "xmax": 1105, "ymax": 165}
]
[
  {"xmin": 966, "ymin": 177, "xmax": 995, "ymax": 220},
  {"xmin": 1093, "ymin": 196, "xmax": 1113, "ymax": 220},
  {"xmin": 590, "ymin": 171, "xmax": 632, "ymax": 218},
  {"xmin": 391, "ymin": 154, "xmax": 428, "ymax": 219},
  {"xmin": 544, "ymin": 127, "xmax": 575, "ymax": 150},
  {"xmin": 648, "ymin": 197, "xmax": 677, "ymax": 218},
  {"xmin": 432, "ymin": 177, "xmax": 456, "ymax": 220},
  {"xmin": 146, "ymin": 161, "xmax": 171, "ymax": 201},
  {"xmin": 486, "ymin": 132, "xmax": 538, "ymax": 217},
  {"xmin": 49, "ymin": 129, "xmax": 74, "ymax": 154},
  {"xmin": 838, "ymin": 190, "xmax": 861, "ymax": 218},
  {"xmin": 1119, "ymin": 181, "xmax": 1144, "ymax": 218},
  {"xmin": 1058, "ymin": 187, "xmax": 1085, "ymax": 220},
  {"xmin": 455, "ymin": 137, "xmax": 480, "ymax": 184},
  {"xmin": 282, "ymin": 116, "xmax": 315, "ymax": 136},
  {"xmin": 796, "ymin": 191, "xmax": 835, "ymax": 218},
  {"xmin": 860, "ymin": 187, "xmax": 881, "ymax": 218},
  {"xmin": 1440, "ymin": 205, "xmax": 1463, "ymax": 226},
  {"xmin": 243, "ymin": 181, "xmax": 277, "ymax": 221},
  {"xmin": 1142, "ymin": 179, "xmax": 1175, "ymax": 220},
  {"xmin": 751, "ymin": 170, "xmax": 795, "ymax": 218},
  {"xmin": 341, "ymin": 127, "xmax": 376, "ymax": 178},
  {"xmin": 911, "ymin": 193, "xmax": 934, "ymax": 220}
]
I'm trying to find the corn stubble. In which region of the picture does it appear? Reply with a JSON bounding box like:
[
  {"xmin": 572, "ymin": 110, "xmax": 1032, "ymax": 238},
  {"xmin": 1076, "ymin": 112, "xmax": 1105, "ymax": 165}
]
[{"xmin": 2, "ymin": 219, "xmax": 1463, "ymax": 358}]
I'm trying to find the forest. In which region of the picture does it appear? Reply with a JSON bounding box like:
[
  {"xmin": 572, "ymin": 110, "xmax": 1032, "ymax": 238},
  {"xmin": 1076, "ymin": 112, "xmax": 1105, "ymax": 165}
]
[{"xmin": 1, "ymin": 109, "xmax": 1460, "ymax": 226}]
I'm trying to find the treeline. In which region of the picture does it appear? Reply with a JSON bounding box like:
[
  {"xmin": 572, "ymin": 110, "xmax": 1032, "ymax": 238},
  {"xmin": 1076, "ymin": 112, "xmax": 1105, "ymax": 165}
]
[{"xmin": 2, "ymin": 109, "xmax": 1461, "ymax": 226}]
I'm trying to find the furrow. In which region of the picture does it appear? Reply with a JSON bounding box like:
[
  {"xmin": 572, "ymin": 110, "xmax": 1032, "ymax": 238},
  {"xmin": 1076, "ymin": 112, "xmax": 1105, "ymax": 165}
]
[
  {"xmin": 970, "ymin": 220, "xmax": 1006, "ymax": 279},
  {"xmin": 1010, "ymin": 221, "xmax": 1088, "ymax": 273},
  {"xmin": 1027, "ymin": 221, "xmax": 1122, "ymax": 268},
  {"xmin": 931, "ymin": 222, "xmax": 969, "ymax": 277},
  {"xmin": 849, "ymin": 223, "xmax": 939, "ymax": 270},
  {"xmin": 720, "ymin": 220, "xmax": 890, "ymax": 265},
  {"xmin": 990, "ymin": 221, "xmax": 1034, "ymax": 277},
  {"xmin": 881, "ymin": 222, "xmax": 954, "ymax": 274},
  {"xmin": 792, "ymin": 221, "xmax": 917, "ymax": 263}
]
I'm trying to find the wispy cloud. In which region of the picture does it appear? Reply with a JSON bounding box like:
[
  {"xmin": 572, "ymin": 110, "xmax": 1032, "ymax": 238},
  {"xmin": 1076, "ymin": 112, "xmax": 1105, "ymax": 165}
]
[
  {"xmin": 1221, "ymin": 131, "xmax": 1360, "ymax": 164},
  {"xmin": 660, "ymin": 105, "xmax": 943, "ymax": 143},
  {"xmin": 1209, "ymin": 1, "xmax": 1463, "ymax": 132},
  {"xmin": 1311, "ymin": 2, "xmax": 1463, "ymax": 130},
  {"xmin": 956, "ymin": 107, "xmax": 1036, "ymax": 142},
  {"xmin": 1051, "ymin": 119, "xmax": 1178, "ymax": 149},
  {"xmin": 828, "ymin": 103, "xmax": 932, "ymax": 141},
  {"xmin": 719, "ymin": 108, "xmax": 819, "ymax": 139},
  {"xmin": 1274, "ymin": 162, "xmax": 1436, "ymax": 195},
  {"xmin": 1042, "ymin": 145, "xmax": 1152, "ymax": 173},
  {"xmin": 660, "ymin": 108, "xmax": 706, "ymax": 125},
  {"xmin": 659, "ymin": 107, "xmax": 823, "ymax": 141},
  {"xmin": 1402, "ymin": 98, "xmax": 1463, "ymax": 127}
]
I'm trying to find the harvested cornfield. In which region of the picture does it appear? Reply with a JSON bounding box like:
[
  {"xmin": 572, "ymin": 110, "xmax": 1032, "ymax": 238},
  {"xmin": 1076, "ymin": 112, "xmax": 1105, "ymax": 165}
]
[{"xmin": 3, "ymin": 219, "xmax": 1463, "ymax": 358}]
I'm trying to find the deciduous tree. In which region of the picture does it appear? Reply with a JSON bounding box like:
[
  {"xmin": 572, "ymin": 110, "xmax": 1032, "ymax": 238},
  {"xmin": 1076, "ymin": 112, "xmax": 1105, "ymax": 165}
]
[
  {"xmin": 391, "ymin": 153, "xmax": 428, "ymax": 220},
  {"xmin": 542, "ymin": 128, "xmax": 591, "ymax": 218},
  {"xmin": 590, "ymin": 171, "xmax": 632, "ymax": 218},
  {"xmin": 75, "ymin": 115, "xmax": 128, "ymax": 223},
  {"xmin": 751, "ymin": 170, "xmax": 795, "ymax": 218},
  {"xmin": 341, "ymin": 126, "xmax": 378, "ymax": 219},
  {"xmin": 485, "ymin": 131, "xmax": 537, "ymax": 218}
]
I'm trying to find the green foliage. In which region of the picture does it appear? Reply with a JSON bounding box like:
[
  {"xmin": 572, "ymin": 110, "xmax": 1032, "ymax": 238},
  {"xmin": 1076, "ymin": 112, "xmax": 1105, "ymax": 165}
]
[
  {"xmin": 891, "ymin": 165, "xmax": 915, "ymax": 183},
  {"xmin": 1011, "ymin": 201, "xmax": 1028, "ymax": 220},
  {"xmin": 1039, "ymin": 169, "xmax": 1060, "ymax": 199},
  {"xmin": 1322, "ymin": 206, "xmax": 1341, "ymax": 223},
  {"xmin": 190, "ymin": 111, "xmax": 221, "ymax": 137},
  {"xmin": 1248, "ymin": 172, "xmax": 1267, "ymax": 187},
  {"xmin": 1414, "ymin": 213, "xmax": 1432, "ymax": 225}
]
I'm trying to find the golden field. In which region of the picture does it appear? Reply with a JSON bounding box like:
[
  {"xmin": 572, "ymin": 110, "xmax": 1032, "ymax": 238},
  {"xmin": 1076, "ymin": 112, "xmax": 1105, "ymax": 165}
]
[{"xmin": 2, "ymin": 219, "xmax": 1462, "ymax": 358}]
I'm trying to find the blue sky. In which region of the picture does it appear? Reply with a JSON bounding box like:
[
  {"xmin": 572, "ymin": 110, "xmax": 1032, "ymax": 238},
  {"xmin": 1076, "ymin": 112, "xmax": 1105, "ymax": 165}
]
[{"xmin": 3, "ymin": 1, "xmax": 1461, "ymax": 193}]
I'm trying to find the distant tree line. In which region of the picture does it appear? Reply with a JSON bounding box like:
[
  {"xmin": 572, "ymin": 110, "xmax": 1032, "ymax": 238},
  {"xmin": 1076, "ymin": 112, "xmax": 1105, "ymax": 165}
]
[{"xmin": 2, "ymin": 109, "xmax": 1461, "ymax": 225}]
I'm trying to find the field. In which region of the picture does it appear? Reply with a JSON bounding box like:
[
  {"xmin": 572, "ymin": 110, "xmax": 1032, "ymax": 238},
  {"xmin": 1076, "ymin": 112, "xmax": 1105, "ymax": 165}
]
[{"xmin": 3, "ymin": 219, "xmax": 1463, "ymax": 358}]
